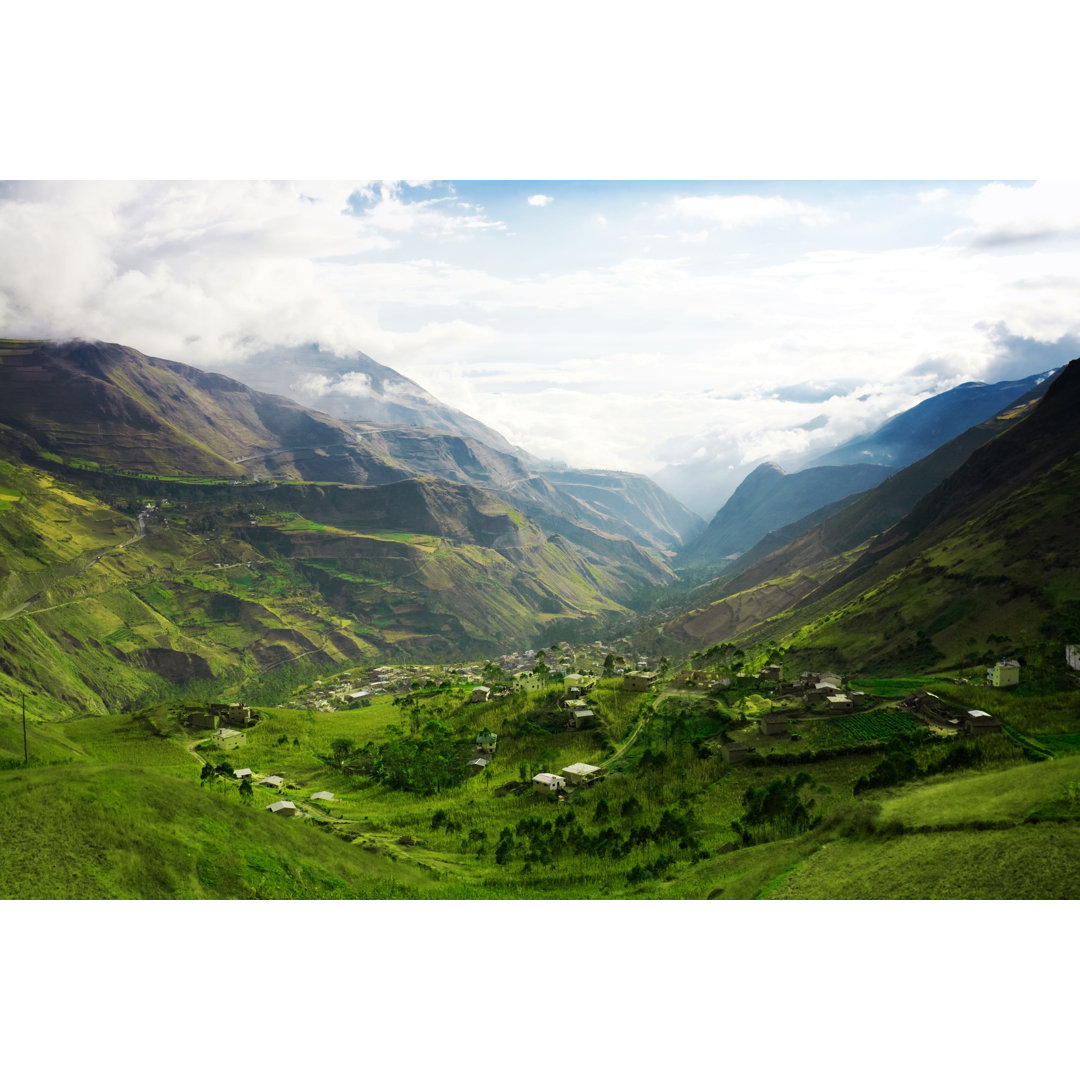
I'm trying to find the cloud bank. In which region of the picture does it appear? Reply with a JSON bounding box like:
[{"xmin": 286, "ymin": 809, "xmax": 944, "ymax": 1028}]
[{"xmin": 1, "ymin": 179, "xmax": 1078, "ymax": 490}]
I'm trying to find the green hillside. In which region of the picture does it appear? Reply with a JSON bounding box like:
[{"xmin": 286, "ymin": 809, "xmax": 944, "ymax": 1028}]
[{"xmin": 4, "ymin": 662, "xmax": 1077, "ymax": 899}]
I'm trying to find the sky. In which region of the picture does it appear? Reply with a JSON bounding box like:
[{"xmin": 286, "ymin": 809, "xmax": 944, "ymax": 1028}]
[{"xmin": 2, "ymin": 178, "xmax": 1079, "ymax": 487}]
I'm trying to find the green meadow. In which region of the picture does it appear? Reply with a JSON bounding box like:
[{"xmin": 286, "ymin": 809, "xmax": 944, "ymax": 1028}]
[{"xmin": 5, "ymin": 664, "xmax": 1077, "ymax": 899}]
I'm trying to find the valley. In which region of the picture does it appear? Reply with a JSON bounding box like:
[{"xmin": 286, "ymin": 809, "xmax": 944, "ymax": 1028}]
[{"xmin": 2, "ymin": 337, "xmax": 1079, "ymax": 900}]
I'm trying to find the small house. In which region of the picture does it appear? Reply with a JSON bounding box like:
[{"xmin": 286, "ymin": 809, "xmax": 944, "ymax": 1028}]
[
  {"xmin": 806, "ymin": 680, "xmax": 841, "ymax": 703},
  {"xmin": 470, "ymin": 686, "xmax": 491, "ymax": 704},
  {"xmin": 964, "ymin": 710, "xmax": 1001, "ymax": 734},
  {"xmin": 347, "ymin": 690, "xmax": 371, "ymax": 707},
  {"xmin": 222, "ymin": 702, "xmax": 252, "ymax": 725},
  {"xmin": 310, "ymin": 791, "xmax": 334, "ymax": 801},
  {"xmin": 475, "ymin": 731, "xmax": 498, "ymax": 755},
  {"xmin": 512, "ymin": 672, "xmax": 543, "ymax": 692},
  {"xmin": 566, "ymin": 708, "xmax": 594, "ymax": 729},
  {"xmin": 721, "ymin": 744, "xmax": 750, "ymax": 764},
  {"xmin": 267, "ymin": 800, "xmax": 297, "ymax": 816},
  {"xmin": 467, "ymin": 756, "xmax": 490, "ymax": 774},
  {"xmin": 758, "ymin": 665, "xmax": 782, "ymax": 682},
  {"xmin": 759, "ymin": 714, "xmax": 788, "ymax": 736},
  {"xmin": 826, "ymin": 694, "xmax": 854, "ymax": 712},
  {"xmin": 624, "ymin": 671, "xmax": 658, "ymax": 692},
  {"xmin": 212, "ymin": 727, "xmax": 247, "ymax": 751},
  {"xmin": 184, "ymin": 707, "xmax": 218, "ymax": 730},
  {"xmin": 233, "ymin": 767, "xmax": 253, "ymax": 780},
  {"xmin": 988, "ymin": 660, "xmax": 1020, "ymax": 688},
  {"xmin": 561, "ymin": 762, "xmax": 602, "ymax": 786},
  {"xmin": 260, "ymin": 775, "xmax": 284, "ymax": 789},
  {"xmin": 532, "ymin": 772, "xmax": 567, "ymax": 794}
]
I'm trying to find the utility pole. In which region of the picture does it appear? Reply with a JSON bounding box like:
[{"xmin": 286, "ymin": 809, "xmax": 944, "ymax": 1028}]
[{"xmin": 22, "ymin": 691, "xmax": 28, "ymax": 765}]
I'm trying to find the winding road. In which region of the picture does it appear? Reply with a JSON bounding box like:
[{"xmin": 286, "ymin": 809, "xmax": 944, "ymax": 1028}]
[{"xmin": 0, "ymin": 512, "xmax": 147, "ymax": 621}]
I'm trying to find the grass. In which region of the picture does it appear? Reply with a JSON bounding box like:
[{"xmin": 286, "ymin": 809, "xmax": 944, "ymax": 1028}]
[
  {"xmin": 765, "ymin": 824, "xmax": 1080, "ymax": 899},
  {"xmin": 0, "ymin": 764, "xmax": 432, "ymax": 899},
  {"xmin": 878, "ymin": 754, "xmax": 1080, "ymax": 829}
]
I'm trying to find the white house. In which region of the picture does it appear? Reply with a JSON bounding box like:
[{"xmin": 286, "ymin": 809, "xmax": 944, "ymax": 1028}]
[
  {"xmin": 310, "ymin": 791, "xmax": 334, "ymax": 801},
  {"xmin": 233, "ymin": 767, "xmax": 253, "ymax": 779},
  {"xmin": 532, "ymin": 772, "xmax": 567, "ymax": 793},
  {"xmin": 267, "ymin": 800, "xmax": 297, "ymax": 816},
  {"xmin": 470, "ymin": 686, "xmax": 491, "ymax": 703},
  {"xmin": 561, "ymin": 762, "xmax": 602, "ymax": 786},
  {"xmin": 260, "ymin": 775, "xmax": 284, "ymax": 789}
]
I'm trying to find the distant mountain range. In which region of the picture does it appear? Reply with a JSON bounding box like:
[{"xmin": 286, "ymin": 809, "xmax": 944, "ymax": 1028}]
[
  {"xmin": 674, "ymin": 370, "xmax": 1059, "ymax": 562},
  {"xmin": 662, "ymin": 358, "xmax": 1080, "ymax": 675},
  {"xmin": 804, "ymin": 369, "xmax": 1059, "ymax": 469},
  {"xmin": 679, "ymin": 461, "xmax": 895, "ymax": 564},
  {"xmin": 653, "ymin": 369, "xmax": 1059, "ymax": 519}
]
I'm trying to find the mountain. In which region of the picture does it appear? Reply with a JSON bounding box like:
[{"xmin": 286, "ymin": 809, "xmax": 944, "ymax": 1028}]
[
  {"xmin": 346, "ymin": 424, "xmax": 704, "ymax": 555},
  {"xmin": 0, "ymin": 338, "xmax": 411, "ymax": 485},
  {"xmin": 663, "ymin": 359, "xmax": 1080, "ymax": 673},
  {"xmin": 679, "ymin": 461, "xmax": 895, "ymax": 564},
  {"xmin": 538, "ymin": 467, "xmax": 704, "ymax": 553},
  {"xmin": 805, "ymin": 369, "xmax": 1059, "ymax": 469},
  {"xmin": 0, "ymin": 338, "xmax": 682, "ymax": 713},
  {"xmin": 652, "ymin": 368, "xmax": 1059, "ymax": 519},
  {"xmin": 222, "ymin": 343, "xmax": 533, "ymax": 461},
  {"xmin": 695, "ymin": 372, "xmax": 1056, "ymax": 600}
]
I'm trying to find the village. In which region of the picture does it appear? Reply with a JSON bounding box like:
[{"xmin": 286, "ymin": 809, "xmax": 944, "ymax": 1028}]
[{"xmin": 171, "ymin": 638, "xmax": 1080, "ymax": 823}]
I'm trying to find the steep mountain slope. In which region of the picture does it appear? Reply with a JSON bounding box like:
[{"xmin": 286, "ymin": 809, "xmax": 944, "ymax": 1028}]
[
  {"xmin": 0, "ymin": 338, "xmax": 683, "ymax": 712},
  {"xmin": 224, "ymin": 343, "xmax": 532, "ymax": 460},
  {"xmin": 347, "ymin": 424, "xmax": 704, "ymax": 554},
  {"xmin": 539, "ymin": 467, "xmax": 704, "ymax": 552},
  {"xmin": 652, "ymin": 368, "xmax": 1057, "ymax": 520},
  {"xmin": 0, "ymin": 455, "xmax": 673, "ymax": 717},
  {"xmin": 689, "ymin": 375, "xmax": 1053, "ymax": 605},
  {"xmin": 0, "ymin": 339, "xmax": 410, "ymax": 485},
  {"xmin": 0, "ymin": 339, "xmax": 693, "ymax": 564},
  {"xmin": 660, "ymin": 360, "xmax": 1075, "ymax": 656},
  {"xmin": 681, "ymin": 461, "xmax": 894, "ymax": 562},
  {"xmin": 806, "ymin": 369, "xmax": 1058, "ymax": 469}
]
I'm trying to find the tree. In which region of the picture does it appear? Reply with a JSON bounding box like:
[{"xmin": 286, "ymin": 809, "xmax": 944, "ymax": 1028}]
[
  {"xmin": 603, "ymin": 653, "xmax": 616, "ymax": 677},
  {"xmin": 330, "ymin": 737, "xmax": 356, "ymax": 765},
  {"xmin": 238, "ymin": 777, "xmax": 253, "ymax": 802}
]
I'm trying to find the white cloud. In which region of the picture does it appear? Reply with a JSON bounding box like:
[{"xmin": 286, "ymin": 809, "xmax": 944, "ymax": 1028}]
[
  {"xmin": 965, "ymin": 180, "xmax": 1080, "ymax": 246},
  {"xmin": 918, "ymin": 187, "xmax": 950, "ymax": 204},
  {"xmin": 2, "ymin": 180, "xmax": 1079, "ymax": 488},
  {"xmin": 527, "ymin": 194, "xmax": 553, "ymax": 207},
  {"xmin": 667, "ymin": 194, "xmax": 834, "ymax": 229}
]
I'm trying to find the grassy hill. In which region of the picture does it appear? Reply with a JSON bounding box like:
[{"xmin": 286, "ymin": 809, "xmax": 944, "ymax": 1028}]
[{"xmin": 5, "ymin": 663, "xmax": 1077, "ymax": 899}]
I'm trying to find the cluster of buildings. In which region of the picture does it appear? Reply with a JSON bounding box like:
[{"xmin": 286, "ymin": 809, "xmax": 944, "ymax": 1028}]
[
  {"xmin": 902, "ymin": 691, "xmax": 1001, "ymax": 733},
  {"xmin": 532, "ymin": 762, "xmax": 604, "ymax": 794}
]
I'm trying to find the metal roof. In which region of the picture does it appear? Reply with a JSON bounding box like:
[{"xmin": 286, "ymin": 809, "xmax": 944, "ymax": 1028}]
[{"xmin": 562, "ymin": 762, "xmax": 601, "ymax": 776}]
